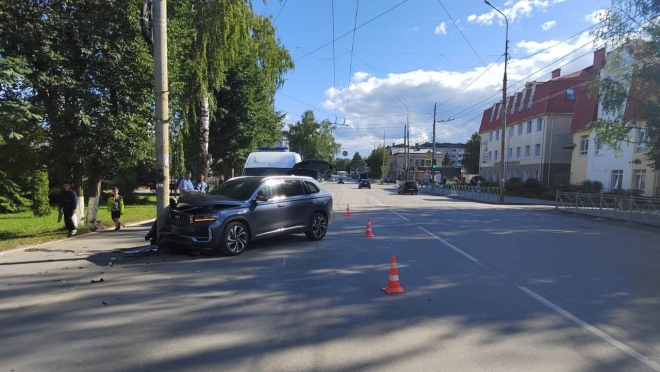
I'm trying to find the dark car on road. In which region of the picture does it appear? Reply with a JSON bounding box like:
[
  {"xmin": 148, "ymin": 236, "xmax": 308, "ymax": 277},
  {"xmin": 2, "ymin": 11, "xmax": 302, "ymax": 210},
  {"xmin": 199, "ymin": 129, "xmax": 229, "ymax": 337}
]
[
  {"xmin": 161, "ymin": 176, "xmax": 334, "ymax": 256},
  {"xmin": 358, "ymin": 178, "xmax": 371, "ymax": 189},
  {"xmin": 398, "ymin": 181, "xmax": 419, "ymax": 195}
]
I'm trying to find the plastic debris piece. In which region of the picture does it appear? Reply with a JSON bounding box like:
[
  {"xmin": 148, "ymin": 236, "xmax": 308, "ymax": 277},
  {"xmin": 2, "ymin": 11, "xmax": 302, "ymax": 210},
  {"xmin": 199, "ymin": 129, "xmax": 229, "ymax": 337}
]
[
  {"xmin": 90, "ymin": 278, "xmax": 104, "ymax": 283},
  {"xmin": 123, "ymin": 246, "xmax": 158, "ymax": 255}
]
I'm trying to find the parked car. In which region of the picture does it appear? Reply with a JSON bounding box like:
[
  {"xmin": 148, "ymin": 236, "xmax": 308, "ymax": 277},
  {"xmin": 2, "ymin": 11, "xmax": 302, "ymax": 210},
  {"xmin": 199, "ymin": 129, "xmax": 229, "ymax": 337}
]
[
  {"xmin": 338, "ymin": 178, "xmax": 345, "ymax": 184},
  {"xmin": 398, "ymin": 181, "xmax": 419, "ymax": 195},
  {"xmin": 160, "ymin": 176, "xmax": 334, "ymax": 256}
]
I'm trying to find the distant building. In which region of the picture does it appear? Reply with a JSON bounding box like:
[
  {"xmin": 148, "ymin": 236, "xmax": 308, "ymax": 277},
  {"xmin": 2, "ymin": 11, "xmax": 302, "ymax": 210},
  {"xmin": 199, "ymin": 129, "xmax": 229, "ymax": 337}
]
[
  {"xmin": 478, "ymin": 48, "xmax": 606, "ymax": 185},
  {"xmin": 386, "ymin": 142, "xmax": 465, "ymax": 181}
]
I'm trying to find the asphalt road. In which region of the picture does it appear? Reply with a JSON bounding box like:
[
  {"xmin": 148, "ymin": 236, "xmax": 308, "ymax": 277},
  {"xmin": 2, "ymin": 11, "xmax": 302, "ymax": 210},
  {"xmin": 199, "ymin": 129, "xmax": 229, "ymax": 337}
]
[{"xmin": 1, "ymin": 181, "xmax": 660, "ymax": 372}]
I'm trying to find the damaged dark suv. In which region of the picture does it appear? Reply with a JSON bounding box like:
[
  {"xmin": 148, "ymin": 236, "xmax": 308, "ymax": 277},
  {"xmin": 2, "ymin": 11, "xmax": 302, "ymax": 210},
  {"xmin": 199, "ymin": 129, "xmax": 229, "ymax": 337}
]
[{"xmin": 160, "ymin": 175, "xmax": 334, "ymax": 256}]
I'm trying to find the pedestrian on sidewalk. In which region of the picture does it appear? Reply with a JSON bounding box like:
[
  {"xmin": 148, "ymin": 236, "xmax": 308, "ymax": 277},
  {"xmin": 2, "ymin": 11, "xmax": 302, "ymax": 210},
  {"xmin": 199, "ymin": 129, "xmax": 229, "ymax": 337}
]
[
  {"xmin": 59, "ymin": 181, "xmax": 78, "ymax": 237},
  {"xmin": 107, "ymin": 186, "xmax": 125, "ymax": 231},
  {"xmin": 194, "ymin": 173, "xmax": 208, "ymax": 193},
  {"xmin": 178, "ymin": 171, "xmax": 195, "ymax": 195}
]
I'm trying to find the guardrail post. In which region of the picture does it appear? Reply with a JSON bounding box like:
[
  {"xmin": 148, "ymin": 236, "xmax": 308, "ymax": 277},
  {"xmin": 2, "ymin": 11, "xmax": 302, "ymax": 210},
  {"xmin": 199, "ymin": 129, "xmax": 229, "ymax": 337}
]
[
  {"xmin": 598, "ymin": 191, "xmax": 603, "ymax": 220},
  {"xmin": 555, "ymin": 190, "xmax": 559, "ymax": 211},
  {"xmin": 575, "ymin": 192, "xmax": 579, "ymax": 215},
  {"xmin": 628, "ymin": 194, "xmax": 633, "ymax": 223}
]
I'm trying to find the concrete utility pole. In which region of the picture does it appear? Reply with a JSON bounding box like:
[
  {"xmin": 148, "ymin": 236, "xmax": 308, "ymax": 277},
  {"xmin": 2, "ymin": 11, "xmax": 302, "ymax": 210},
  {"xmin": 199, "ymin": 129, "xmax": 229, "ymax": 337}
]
[
  {"xmin": 432, "ymin": 103, "xmax": 436, "ymax": 183},
  {"xmin": 399, "ymin": 100, "xmax": 409, "ymax": 181},
  {"xmin": 154, "ymin": 0, "xmax": 170, "ymax": 216},
  {"xmin": 485, "ymin": 0, "xmax": 508, "ymax": 203}
]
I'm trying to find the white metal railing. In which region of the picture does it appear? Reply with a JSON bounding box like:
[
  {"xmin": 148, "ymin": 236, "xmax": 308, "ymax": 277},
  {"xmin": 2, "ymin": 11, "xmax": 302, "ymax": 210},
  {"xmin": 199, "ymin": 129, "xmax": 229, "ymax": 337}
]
[
  {"xmin": 421, "ymin": 184, "xmax": 500, "ymax": 201},
  {"xmin": 555, "ymin": 191, "xmax": 660, "ymax": 226}
]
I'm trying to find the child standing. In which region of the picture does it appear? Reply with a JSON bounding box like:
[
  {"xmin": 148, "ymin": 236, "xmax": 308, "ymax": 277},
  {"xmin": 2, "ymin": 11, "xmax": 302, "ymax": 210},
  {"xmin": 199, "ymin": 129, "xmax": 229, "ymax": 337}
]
[{"xmin": 107, "ymin": 187, "xmax": 125, "ymax": 231}]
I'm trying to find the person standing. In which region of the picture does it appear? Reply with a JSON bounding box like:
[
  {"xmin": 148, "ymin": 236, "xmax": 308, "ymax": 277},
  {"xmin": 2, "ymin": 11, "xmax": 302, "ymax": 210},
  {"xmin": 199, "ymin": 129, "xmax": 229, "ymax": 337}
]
[
  {"xmin": 59, "ymin": 182, "xmax": 78, "ymax": 237},
  {"xmin": 178, "ymin": 171, "xmax": 195, "ymax": 195},
  {"xmin": 194, "ymin": 174, "xmax": 208, "ymax": 193},
  {"xmin": 107, "ymin": 187, "xmax": 125, "ymax": 231}
]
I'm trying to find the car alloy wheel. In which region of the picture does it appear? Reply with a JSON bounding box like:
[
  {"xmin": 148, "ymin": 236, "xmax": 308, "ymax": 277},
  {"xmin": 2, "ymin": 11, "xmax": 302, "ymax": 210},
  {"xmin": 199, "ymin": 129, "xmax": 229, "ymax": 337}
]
[
  {"xmin": 306, "ymin": 212, "xmax": 328, "ymax": 241},
  {"xmin": 221, "ymin": 222, "xmax": 249, "ymax": 256}
]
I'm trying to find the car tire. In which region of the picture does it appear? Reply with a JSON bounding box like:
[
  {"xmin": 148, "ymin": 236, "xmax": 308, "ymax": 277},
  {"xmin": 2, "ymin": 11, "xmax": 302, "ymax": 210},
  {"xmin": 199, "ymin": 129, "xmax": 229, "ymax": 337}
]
[
  {"xmin": 305, "ymin": 212, "xmax": 328, "ymax": 241},
  {"xmin": 219, "ymin": 221, "xmax": 249, "ymax": 256}
]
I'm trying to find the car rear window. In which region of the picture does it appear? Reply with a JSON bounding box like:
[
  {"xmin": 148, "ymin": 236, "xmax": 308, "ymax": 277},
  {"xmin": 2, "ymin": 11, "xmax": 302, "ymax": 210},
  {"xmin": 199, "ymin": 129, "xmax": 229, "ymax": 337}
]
[{"xmin": 305, "ymin": 181, "xmax": 320, "ymax": 194}]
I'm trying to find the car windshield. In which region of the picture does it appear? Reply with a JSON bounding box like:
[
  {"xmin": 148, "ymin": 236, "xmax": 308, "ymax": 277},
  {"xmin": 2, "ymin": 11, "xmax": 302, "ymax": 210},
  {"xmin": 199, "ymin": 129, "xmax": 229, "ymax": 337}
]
[
  {"xmin": 209, "ymin": 179, "xmax": 261, "ymax": 200},
  {"xmin": 404, "ymin": 182, "xmax": 417, "ymax": 186}
]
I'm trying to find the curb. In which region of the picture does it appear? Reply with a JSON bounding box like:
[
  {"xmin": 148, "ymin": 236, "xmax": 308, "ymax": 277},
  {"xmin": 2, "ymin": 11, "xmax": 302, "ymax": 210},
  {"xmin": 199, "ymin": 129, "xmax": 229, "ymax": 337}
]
[
  {"xmin": 0, "ymin": 218, "xmax": 157, "ymax": 256},
  {"xmin": 419, "ymin": 190, "xmax": 554, "ymax": 206}
]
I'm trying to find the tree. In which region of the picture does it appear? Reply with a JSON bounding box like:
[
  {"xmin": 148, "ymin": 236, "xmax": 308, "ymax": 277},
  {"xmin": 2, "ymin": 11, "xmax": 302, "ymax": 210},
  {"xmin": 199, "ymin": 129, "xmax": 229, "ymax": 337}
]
[
  {"xmin": 287, "ymin": 111, "xmax": 341, "ymax": 162},
  {"xmin": 1, "ymin": 0, "xmax": 155, "ymax": 227},
  {"xmin": 442, "ymin": 152, "xmax": 450, "ymax": 167},
  {"xmin": 350, "ymin": 152, "xmax": 366, "ymax": 175},
  {"xmin": 463, "ymin": 132, "xmax": 481, "ymax": 174},
  {"xmin": 365, "ymin": 146, "xmax": 390, "ymax": 179},
  {"xmin": 591, "ymin": 0, "xmax": 660, "ymax": 168}
]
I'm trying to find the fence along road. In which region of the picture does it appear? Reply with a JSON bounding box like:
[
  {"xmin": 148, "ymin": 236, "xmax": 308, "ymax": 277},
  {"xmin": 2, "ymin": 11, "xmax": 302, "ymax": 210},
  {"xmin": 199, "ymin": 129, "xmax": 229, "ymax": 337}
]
[{"xmin": 556, "ymin": 191, "xmax": 660, "ymax": 226}]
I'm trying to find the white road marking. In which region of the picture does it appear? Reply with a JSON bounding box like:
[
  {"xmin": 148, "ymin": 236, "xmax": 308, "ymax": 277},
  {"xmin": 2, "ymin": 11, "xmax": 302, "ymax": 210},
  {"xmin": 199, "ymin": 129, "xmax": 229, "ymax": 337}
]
[
  {"xmin": 417, "ymin": 226, "xmax": 480, "ymax": 263},
  {"xmin": 390, "ymin": 210, "xmax": 409, "ymax": 221},
  {"xmin": 519, "ymin": 286, "xmax": 660, "ymax": 372}
]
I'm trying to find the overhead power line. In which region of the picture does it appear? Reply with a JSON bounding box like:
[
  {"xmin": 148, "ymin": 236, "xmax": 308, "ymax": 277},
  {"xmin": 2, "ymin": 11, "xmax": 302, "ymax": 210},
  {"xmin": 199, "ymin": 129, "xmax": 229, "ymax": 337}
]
[
  {"xmin": 344, "ymin": 0, "xmax": 361, "ymax": 119},
  {"xmin": 273, "ymin": 0, "xmax": 289, "ymax": 24}
]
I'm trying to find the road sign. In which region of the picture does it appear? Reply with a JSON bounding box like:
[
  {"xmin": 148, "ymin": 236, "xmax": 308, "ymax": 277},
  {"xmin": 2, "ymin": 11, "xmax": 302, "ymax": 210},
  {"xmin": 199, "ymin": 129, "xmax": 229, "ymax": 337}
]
[
  {"xmin": 381, "ymin": 166, "xmax": 386, "ymax": 171},
  {"xmin": 423, "ymin": 159, "xmax": 432, "ymax": 167},
  {"xmin": 342, "ymin": 151, "xmax": 348, "ymax": 157}
]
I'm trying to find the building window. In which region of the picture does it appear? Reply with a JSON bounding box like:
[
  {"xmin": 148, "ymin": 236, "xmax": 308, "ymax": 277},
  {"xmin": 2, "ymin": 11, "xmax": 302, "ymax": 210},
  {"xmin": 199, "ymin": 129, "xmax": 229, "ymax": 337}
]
[
  {"xmin": 525, "ymin": 145, "xmax": 530, "ymax": 158},
  {"xmin": 595, "ymin": 137, "xmax": 604, "ymax": 156},
  {"xmin": 482, "ymin": 155, "xmax": 487, "ymax": 163},
  {"xmin": 533, "ymin": 170, "xmax": 539, "ymax": 180},
  {"xmin": 494, "ymin": 171, "xmax": 499, "ymax": 181},
  {"xmin": 452, "ymin": 148, "xmax": 457, "ymax": 152},
  {"xmin": 579, "ymin": 135, "xmax": 589, "ymax": 155},
  {"xmin": 514, "ymin": 170, "xmax": 520, "ymax": 178},
  {"xmin": 523, "ymin": 170, "xmax": 529, "ymax": 181},
  {"xmin": 489, "ymin": 132, "xmax": 493, "ymax": 142},
  {"xmin": 516, "ymin": 147, "xmax": 521, "ymax": 159},
  {"xmin": 537, "ymin": 118, "xmax": 543, "ymax": 132},
  {"xmin": 637, "ymin": 127, "xmax": 647, "ymax": 152},
  {"xmin": 507, "ymin": 171, "xmax": 511, "ymax": 180},
  {"xmin": 488, "ymin": 151, "xmax": 492, "ymax": 161},
  {"xmin": 566, "ymin": 88, "xmax": 575, "ymax": 100},
  {"xmin": 535, "ymin": 144, "xmax": 541, "ymax": 157},
  {"xmin": 611, "ymin": 170, "xmax": 623, "ymax": 190},
  {"xmin": 633, "ymin": 169, "xmax": 646, "ymax": 191},
  {"xmin": 509, "ymin": 127, "xmax": 514, "ymax": 138},
  {"xmin": 487, "ymin": 171, "xmax": 492, "ymax": 181},
  {"xmin": 526, "ymin": 121, "xmax": 532, "ymax": 133},
  {"xmin": 518, "ymin": 124, "xmax": 523, "ymax": 136},
  {"xmin": 495, "ymin": 130, "xmax": 500, "ymax": 141},
  {"xmin": 494, "ymin": 151, "xmax": 499, "ymax": 161},
  {"xmin": 507, "ymin": 148, "xmax": 512, "ymax": 160}
]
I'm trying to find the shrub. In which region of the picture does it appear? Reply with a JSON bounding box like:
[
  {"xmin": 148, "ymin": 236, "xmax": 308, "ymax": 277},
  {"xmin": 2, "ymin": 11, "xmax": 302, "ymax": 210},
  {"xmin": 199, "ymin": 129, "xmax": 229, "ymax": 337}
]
[
  {"xmin": 0, "ymin": 170, "xmax": 30, "ymax": 213},
  {"xmin": 579, "ymin": 179, "xmax": 603, "ymax": 194},
  {"xmin": 31, "ymin": 168, "xmax": 51, "ymax": 217}
]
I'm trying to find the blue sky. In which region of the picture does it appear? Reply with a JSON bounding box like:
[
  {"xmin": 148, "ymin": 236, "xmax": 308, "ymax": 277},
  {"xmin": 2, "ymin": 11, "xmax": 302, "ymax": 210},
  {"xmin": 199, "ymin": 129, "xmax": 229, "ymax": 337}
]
[{"xmin": 252, "ymin": 0, "xmax": 611, "ymax": 157}]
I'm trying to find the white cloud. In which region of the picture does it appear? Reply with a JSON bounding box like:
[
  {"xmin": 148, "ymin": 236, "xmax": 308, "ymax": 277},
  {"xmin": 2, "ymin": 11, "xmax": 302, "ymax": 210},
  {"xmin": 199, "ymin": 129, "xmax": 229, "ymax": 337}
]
[
  {"xmin": 320, "ymin": 32, "xmax": 604, "ymax": 156},
  {"xmin": 541, "ymin": 20, "xmax": 556, "ymax": 31},
  {"xmin": 411, "ymin": 26, "xmax": 419, "ymax": 33},
  {"xmin": 434, "ymin": 22, "xmax": 448, "ymax": 35},
  {"xmin": 584, "ymin": 9, "xmax": 608, "ymax": 24},
  {"xmin": 468, "ymin": 0, "xmax": 565, "ymax": 26}
]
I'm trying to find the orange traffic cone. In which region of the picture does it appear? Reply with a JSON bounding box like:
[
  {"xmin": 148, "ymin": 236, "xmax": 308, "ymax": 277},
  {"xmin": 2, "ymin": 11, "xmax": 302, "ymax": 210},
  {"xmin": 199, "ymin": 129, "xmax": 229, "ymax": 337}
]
[
  {"xmin": 345, "ymin": 204, "xmax": 351, "ymax": 217},
  {"xmin": 364, "ymin": 218, "xmax": 375, "ymax": 238},
  {"xmin": 382, "ymin": 255, "xmax": 405, "ymax": 294}
]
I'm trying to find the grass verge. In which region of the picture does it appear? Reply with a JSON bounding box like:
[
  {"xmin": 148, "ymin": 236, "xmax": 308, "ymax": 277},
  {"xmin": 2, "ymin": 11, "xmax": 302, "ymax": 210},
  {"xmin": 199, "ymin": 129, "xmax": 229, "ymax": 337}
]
[{"xmin": 0, "ymin": 195, "xmax": 157, "ymax": 252}]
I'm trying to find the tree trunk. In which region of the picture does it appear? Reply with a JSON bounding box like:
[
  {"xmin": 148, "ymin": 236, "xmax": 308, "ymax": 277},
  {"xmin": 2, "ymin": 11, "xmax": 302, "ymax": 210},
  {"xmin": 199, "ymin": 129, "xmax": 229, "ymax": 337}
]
[
  {"xmin": 86, "ymin": 171, "xmax": 103, "ymax": 231},
  {"xmin": 73, "ymin": 165, "xmax": 85, "ymax": 226},
  {"xmin": 198, "ymin": 95, "xmax": 212, "ymax": 176}
]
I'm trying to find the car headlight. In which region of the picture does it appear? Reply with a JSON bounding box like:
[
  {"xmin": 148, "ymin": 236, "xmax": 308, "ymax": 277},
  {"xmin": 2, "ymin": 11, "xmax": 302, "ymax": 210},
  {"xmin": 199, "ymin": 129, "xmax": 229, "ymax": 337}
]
[{"xmin": 193, "ymin": 215, "xmax": 218, "ymax": 222}]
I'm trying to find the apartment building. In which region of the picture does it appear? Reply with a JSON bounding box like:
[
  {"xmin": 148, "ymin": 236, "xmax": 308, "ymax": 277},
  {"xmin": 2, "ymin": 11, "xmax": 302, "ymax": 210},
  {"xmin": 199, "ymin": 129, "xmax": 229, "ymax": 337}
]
[
  {"xmin": 387, "ymin": 142, "xmax": 465, "ymax": 181},
  {"xmin": 568, "ymin": 43, "xmax": 660, "ymax": 196},
  {"xmin": 479, "ymin": 48, "xmax": 606, "ymax": 185}
]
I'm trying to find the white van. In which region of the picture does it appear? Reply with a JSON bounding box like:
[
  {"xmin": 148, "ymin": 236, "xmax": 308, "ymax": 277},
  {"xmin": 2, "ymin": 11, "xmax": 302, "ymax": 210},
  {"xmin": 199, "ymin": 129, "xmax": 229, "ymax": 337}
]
[{"xmin": 242, "ymin": 151, "xmax": 302, "ymax": 176}]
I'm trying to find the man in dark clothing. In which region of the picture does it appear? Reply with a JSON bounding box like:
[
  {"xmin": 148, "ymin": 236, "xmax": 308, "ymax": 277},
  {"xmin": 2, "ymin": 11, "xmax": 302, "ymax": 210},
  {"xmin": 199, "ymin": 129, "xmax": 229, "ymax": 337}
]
[{"xmin": 59, "ymin": 182, "xmax": 79, "ymax": 237}]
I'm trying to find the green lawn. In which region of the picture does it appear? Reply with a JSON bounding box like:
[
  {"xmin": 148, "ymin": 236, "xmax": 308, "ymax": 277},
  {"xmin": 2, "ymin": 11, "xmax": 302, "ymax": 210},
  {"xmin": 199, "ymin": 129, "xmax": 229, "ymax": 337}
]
[{"xmin": 0, "ymin": 195, "xmax": 157, "ymax": 252}]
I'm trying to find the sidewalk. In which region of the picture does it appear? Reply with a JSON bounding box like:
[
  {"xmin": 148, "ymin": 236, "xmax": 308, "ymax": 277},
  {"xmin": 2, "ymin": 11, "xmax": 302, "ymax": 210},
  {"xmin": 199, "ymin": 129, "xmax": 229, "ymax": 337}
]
[{"xmin": 419, "ymin": 186, "xmax": 555, "ymax": 206}]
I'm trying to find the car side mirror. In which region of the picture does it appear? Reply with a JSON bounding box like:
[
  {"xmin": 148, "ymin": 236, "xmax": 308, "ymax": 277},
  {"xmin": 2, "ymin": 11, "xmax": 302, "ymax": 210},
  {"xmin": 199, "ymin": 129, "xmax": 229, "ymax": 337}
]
[{"xmin": 255, "ymin": 193, "xmax": 268, "ymax": 202}]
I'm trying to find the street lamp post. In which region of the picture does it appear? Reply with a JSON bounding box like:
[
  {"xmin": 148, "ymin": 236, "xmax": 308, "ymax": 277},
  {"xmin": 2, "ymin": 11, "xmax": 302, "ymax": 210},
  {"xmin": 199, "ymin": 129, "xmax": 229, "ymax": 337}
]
[
  {"xmin": 485, "ymin": 0, "xmax": 508, "ymax": 203},
  {"xmin": 399, "ymin": 100, "xmax": 409, "ymax": 182}
]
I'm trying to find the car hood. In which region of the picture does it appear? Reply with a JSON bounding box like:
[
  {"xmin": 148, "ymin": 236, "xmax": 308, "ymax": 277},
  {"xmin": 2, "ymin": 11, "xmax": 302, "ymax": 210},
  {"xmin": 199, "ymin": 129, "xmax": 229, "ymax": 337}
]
[
  {"xmin": 292, "ymin": 160, "xmax": 334, "ymax": 174},
  {"xmin": 177, "ymin": 192, "xmax": 244, "ymax": 208}
]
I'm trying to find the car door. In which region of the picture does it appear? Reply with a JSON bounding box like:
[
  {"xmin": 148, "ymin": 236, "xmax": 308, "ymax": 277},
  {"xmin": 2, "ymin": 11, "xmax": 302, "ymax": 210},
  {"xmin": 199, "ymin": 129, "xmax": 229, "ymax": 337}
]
[
  {"xmin": 249, "ymin": 179, "xmax": 287, "ymax": 237},
  {"xmin": 279, "ymin": 179, "xmax": 310, "ymax": 231}
]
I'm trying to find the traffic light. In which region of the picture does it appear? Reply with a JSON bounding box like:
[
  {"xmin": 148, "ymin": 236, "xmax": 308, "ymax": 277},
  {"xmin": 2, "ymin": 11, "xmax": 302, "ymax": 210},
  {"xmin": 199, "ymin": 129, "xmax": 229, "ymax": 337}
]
[{"xmin": 432, "ymin": 159, "xmax": 437, "ymax": 168}]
